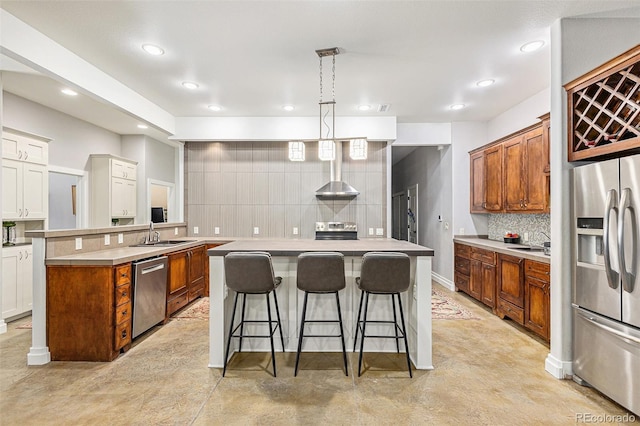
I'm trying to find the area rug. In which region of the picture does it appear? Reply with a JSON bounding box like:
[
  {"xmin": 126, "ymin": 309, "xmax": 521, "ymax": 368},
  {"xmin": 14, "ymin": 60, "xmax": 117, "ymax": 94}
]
[
  {"xmin": 432, "ymin": 289, "xmax": 479, "ymax": 320},
  {"xmin": 172, "ymin": 297, "xmax": 209, "ymax": 320},
  {"xmin": 16, "ymin": 321, "xmax": 32, "ymax": 329}
]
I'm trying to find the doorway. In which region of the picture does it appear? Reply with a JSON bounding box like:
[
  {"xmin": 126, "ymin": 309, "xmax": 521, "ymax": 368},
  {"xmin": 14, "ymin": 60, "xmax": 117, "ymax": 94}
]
[
  {"xmin": 392, "ymin": 191, "xmax": 407, "ymax": 240},
  {"xmin": 147, "ymin": 179, "xmax": 175, "ymax": 223},
  {"xmin": 407, "ymin": 184, "xmax": 418, "ymax": 244},
  {"xmin": 47, "ymin": 166, "xmax": 87, "ymax": 230}
]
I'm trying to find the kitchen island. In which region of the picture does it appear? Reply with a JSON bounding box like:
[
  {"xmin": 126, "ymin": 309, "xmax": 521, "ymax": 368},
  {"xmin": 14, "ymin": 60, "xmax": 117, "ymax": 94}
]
[{"xmin": 207, "ymin": 239, "xmax": 435, "ymax": 370}]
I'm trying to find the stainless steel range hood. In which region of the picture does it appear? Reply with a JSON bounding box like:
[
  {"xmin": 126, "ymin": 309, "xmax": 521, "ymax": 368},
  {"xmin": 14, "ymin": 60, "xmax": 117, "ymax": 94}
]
[{"xmin": 316, "ymin": 141, "xmax": 360, "ymax": 199}]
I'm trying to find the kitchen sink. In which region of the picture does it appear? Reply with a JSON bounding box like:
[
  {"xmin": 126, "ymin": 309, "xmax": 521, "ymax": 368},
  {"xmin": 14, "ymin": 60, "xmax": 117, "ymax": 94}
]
[{"xmin": 130, "ymin": 240, "xmax": 191, "ymax": 248}]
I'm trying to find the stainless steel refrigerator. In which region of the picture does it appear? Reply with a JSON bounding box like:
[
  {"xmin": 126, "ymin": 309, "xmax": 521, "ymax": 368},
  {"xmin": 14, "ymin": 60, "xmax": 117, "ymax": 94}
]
[{"xmin": 573, "ymin": 154, "xmax": 640, "ymax": 415}]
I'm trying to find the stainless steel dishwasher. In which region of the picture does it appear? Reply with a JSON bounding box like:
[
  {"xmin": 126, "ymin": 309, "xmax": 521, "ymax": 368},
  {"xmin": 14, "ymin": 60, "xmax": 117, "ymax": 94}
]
[{"xmin": 132, "ymin": 256, "xmax": 168, "ymax": 338}]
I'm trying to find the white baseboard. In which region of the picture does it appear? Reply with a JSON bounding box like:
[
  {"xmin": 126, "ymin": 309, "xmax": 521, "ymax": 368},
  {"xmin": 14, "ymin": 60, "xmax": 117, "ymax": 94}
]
[
  {"xmin": 545, "ymin": 353, "xmax": 572, "ymax": 379},
  {"xmin": 27, "ymin": 347, "xmax": 51, "ymax": 365},
  {"xmin": 432, "ymin": 272, "xmax": 454, "ymax": 291},
  {"xmin": 0, "ymin": 320, "xmax": 6, "ymax": 334}
]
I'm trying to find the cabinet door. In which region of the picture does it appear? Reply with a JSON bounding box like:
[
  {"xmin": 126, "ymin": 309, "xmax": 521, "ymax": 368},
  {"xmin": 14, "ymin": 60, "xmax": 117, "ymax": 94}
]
[
  {"xmin": 22, "ymin": 247, "xmax": 33, "ymax": 311},
  {"xmin": 22, "ymin": 163, "xmax": 48, "ymax": 219},
  {"xmin": 497, "ymin": 254, "xmax": 524, "ymax": 308},
  {"xmin": 524, "ymin": 275, "xmax": 550, "ymax": 340},
  {"xmin": 111, "ymin": 177, "xmax": 126, "ymax": 217},
  {"xmin": 3, "ymin": 133, "xmax": 48, "ymax": 165},
  {"xmin": 523, "ymin": 127, "xmax": 546, "ymax": 212},
  {"xmin": 470, "ymin": 151, "xmax": 486, "ymax": 213},
  {"xmin": 469, "ymin": 259, "xmax": 483, "ymax": 301},
  {"xmin": 2, "ymin": 248, "xmax": 20, "ymax": 318},
  {"xmin": 189, "ymin": 246, "xmax": 206, "ymax": 286},
  {"xmin": 168, "ymin": 250, "xmax": 189, "ymax": 296},
  {"xmin": 481, "ymin": 263, "xmax": 496, "ymax": 308},
  {"xmin": 503, "ymin": 136, "xmax": 525, "ymax": 211},
  {"xmin": 484, "ymin": 144, "xmax": 503, "ymax": 211},
  {"xmin": 2, "ymin": 160, "xmax": 23, "ymax": 219},
  {"xmin": 124, "ymin": 181, "xmax": 137, "ymax": 217}
]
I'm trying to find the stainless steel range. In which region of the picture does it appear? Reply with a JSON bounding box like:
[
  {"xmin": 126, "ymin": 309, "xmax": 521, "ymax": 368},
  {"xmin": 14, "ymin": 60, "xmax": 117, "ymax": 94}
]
[{"xmin": 315, "ymin": 221, "xmax": 358, "ymax": 240}]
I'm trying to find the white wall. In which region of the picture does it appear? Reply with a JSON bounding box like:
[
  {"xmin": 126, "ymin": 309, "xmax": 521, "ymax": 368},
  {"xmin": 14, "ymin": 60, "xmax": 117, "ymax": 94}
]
[
  {"xmin": 450, "ymin": 122, "xmax": 489, "ymax": 237},
  {"xmin": 145, "ymin": 137, "xmax": 175, "ymax": 184},
  {"xmin": 487, "ymin": 87, "xmax": 550, "ymax": 141},
  {"xmin": 3, "ymin": 92, "xmax": 121, "ymax": 170}
]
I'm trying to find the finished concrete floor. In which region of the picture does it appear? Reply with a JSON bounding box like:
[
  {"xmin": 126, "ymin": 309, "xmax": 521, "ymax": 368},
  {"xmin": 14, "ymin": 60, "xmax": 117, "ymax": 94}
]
[{"xmin": 1, "ymin": 285, "xmax": 637, "ymax": 425}]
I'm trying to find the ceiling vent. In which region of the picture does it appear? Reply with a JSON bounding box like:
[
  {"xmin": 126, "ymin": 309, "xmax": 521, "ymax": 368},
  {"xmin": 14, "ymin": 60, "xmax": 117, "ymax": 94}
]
[{"xmin": 377, "ymin": 104, "xmax": 391, "ymax": 113}]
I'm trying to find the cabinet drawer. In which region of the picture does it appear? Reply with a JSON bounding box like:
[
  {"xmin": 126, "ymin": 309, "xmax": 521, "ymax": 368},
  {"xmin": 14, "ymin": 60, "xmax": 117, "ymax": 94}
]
[
  {"xmin": 115, "ymin": 264, "xmax": 131, "ymax": 286},
  {"xmin": 454, "ymin": 256, "xmax": 470, "ymax": 276},
  {"xmin": 471, "ymin": 247, "xmax": 496, "ymax": 265},
  {"xmin": 189, "ymin": 285, "xmax": 205, "ymax": 302},
  {"xmin": 167, "ymin": 291, "xmax": 189, "ymax": 316},
  {"xmin": 115, "ymin": 282, "xmax": 131, "ymax": 306},
  {"xmin": 454, "ymin": 243, "xmax": 471, "ymax": 258},
  {"xmin": 114, "ymin": 320, "xmax": 131, "ymax": 350},
  {"xmin": 455, "ymin": 271, "xmax": 470, "ymax": 293},
  {"xmin": 524, "ymin": 260, "xmax": 550, "ymax": 281},
  {"xmin": 497, "ymin": 298, "xmax": 524, "ymax": 325},
  {"xmin": 115, "ymin": 301, "xmax": 131, "ymax": 325}
]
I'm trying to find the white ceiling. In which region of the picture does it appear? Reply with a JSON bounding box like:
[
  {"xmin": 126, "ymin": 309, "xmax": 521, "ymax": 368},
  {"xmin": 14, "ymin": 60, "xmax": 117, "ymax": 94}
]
[{"xmin": 1, "ymin": 1, "xmax": 640, "ymax": 141}]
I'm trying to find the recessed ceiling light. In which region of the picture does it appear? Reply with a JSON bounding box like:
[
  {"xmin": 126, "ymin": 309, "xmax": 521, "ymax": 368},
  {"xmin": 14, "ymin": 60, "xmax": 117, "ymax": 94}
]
[
  {"xmin": 358, "ymin": 104, "xmax": 371, "ymax": 111},
  {"xmin": 61, "ymin": 88, "xmax": 78, "ymax": 96},
  {"xmin": 137, "ymin": 124, "xmax": 148, "ymax": 129},
  {"xmin": 181, "ymin": 81, "xmax": 199, "ymax": 90},
  {"xmin": 208, "ymin": 105, "xmax": 222, "ymax": 112},
  {"xmin": 476, "ymin": 79, "xmax": 495, "ymax": 87},
  {"xmin": 282, "ymin": 105, "xmax": 295, "ymax": 112},
  {"xmin": 520, "ymin": 40, "xmax": 545, "ymax": 53},
  {"xmin": 450, "ymin": 104, "xmax": 465, "ymax": 110},
  {"xmin": 141, "ymin": 44, "xmax": 164, "ymax": 56}
]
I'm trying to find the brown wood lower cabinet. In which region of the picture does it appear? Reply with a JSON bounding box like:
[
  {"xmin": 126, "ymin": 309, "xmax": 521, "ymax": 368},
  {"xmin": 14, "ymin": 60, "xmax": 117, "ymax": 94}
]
[
  {"xmin": 47, "ymin": 263, "xmax": 132, "ymax": 361},
  {"xmin": 454, "ymin": 242, "xmax": 550, "ymax": 342},
  {"xmin": 167, "ymin": 245, "xmax": 206, "ymax": 317}
]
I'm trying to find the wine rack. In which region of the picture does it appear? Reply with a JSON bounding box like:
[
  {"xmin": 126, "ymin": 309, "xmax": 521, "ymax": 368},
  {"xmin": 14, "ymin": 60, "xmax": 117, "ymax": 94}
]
[{"xmin": 566, "ymin": 45, "xmax": 640, "ymax": 161}]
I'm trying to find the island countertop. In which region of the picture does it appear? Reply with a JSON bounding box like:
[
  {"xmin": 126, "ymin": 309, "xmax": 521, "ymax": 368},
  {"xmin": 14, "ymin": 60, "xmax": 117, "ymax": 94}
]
[{"xmin": 207, "ymin": 238, "xmax": 434, "ymax": 257}]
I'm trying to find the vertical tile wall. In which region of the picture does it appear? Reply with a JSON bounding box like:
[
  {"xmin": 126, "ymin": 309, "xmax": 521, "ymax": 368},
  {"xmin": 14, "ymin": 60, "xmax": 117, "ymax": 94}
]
[{"xmin": 185, "ymin": 141, "xmax": 386, "ymax": 239}]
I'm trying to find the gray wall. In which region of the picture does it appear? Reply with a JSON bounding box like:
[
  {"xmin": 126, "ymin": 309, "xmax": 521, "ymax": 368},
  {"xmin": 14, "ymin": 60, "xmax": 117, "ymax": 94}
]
[
  {"xmin": 392, "ymin": 146, "xmax": 453, "ymax": 281},
  {"xmin": 185, "ymin": 141, "xmax": 386, "ymax": 238},
  {"xmin": 3, "ymin": 92, "xmax": 121, "ymax": 170}
]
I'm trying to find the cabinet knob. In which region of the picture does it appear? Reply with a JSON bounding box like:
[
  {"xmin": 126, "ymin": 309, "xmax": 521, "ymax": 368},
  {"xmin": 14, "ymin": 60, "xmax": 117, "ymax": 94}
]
[
  {"xmin": 25, "ymin": 209, "xmax": 29, "ymax": 217},
  {"xmin": 19, "ymin": 252, "xmax": 23, "ymax": 260},
  {"xmin": 18, "ymin": 150, "xmax": 22, "ymax": 159},
  {"xmin": 24, "ymin": 251, "xmax": 29, "ymax": 259},
  {"xmin": 122, "ymin": 310, "xmax": 127, "ymax": 316},
  {"xmin": 121, "ymin": 330, "xmax": 127, "ymax": 339},
  {"xmin": 122, "ymin": 291, "xmax": 127, "ymax": 297},
  {"xmin": 19, "ymin": 208, "xmax": 23, "ymax": 217},
  {"xmin": 24, "ymin": 152, "xmax": 29, "ymax": 160}
]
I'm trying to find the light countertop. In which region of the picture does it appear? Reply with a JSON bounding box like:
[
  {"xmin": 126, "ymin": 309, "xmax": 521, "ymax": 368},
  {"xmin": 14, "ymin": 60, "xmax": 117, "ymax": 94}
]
[{"xmin": 453, "ymin": 236, "xmax": 550, "ymax": 264}]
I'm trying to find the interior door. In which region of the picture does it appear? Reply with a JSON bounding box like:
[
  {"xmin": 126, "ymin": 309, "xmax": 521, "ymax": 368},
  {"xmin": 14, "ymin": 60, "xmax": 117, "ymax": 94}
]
[
  {"xmin": 620, "ymin": 154, "xmax": 640, "ymax": 328},
  {"xmin": 407, "ymin": 184, "xmax": 418, "ymax": 244}
]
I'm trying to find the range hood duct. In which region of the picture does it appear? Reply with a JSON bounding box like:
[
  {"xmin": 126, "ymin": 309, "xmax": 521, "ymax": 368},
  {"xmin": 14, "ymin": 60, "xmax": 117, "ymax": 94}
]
[{"xmin": 316, "ymin": 141, "xmax": 360, "ymax": 199}]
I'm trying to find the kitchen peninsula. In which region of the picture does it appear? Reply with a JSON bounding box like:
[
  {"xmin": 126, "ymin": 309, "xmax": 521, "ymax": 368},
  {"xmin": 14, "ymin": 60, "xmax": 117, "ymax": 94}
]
[{"xmin": 207, "ymin": 239, "xmax": 435, "ymax": 370}]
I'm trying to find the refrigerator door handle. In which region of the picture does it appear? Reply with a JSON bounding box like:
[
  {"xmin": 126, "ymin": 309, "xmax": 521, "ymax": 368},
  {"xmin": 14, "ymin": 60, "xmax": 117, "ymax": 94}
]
[
  {"xmin": 618, "ymin": 187, "xmax": 637, "ymax": 293},
  {"xmin": 582, "ymin": 313, "xmax": 640, "ymax": 345},
  {"xmin": 603, "ymin": 189, "xmax": 619, "ymax": 289}
]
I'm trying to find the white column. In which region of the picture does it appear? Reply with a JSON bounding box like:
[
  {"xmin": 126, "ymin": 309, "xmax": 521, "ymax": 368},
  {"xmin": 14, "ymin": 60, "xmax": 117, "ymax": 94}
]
[
  {"xmin": 413, "ymin": 255, "xmax": 433, "ymax": 369},
  {"xmin": 27, "ymin": 237, "xmax": 50, "ymax": 365},
  {"xmin": 545, "ymin": 18, "xmax": 573, "ymax": 379},
  {"xmin": 208, "ymin": 255, "xmax": 226, "ymax": 368}
]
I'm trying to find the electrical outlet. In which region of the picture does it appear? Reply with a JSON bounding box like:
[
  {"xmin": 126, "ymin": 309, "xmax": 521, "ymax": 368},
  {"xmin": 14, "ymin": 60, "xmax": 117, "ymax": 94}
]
[
  {"xmin": 523, "ymin": 232, "xmax": 529, "ymax": 242},
  {"xmin": 376, "ymin": 228, "xmax": 384, "ymax": 236},
  {"xmin": 214, "ymin": 227, "xmax": 220, "ymax": 235},
  {"xmin": 293, "ymin": 227, "xmax": 299, "ymax": 235},
  {"xmin": 75, "ymin": 237, "xmax": 82, "ymax": 250},
  {"xmin": 118, "ymin": 233, "xmax": 123, "ymax": 244},
  {"xmin": 174, "ymin": 227, "xmax": 179, "ymax": 235},
  {"xmin": 194, "ymin": 226, "xmax": 199, "ymax": 234},
  {"xmin": 459, "ymin": 228, "xmax": 465, "ymax": 235},
  {"xmin": 104, "ymin": 234, "xmax": 110, "ymax": 246},
  {"xmin": 253, "ymin": 227, "xmax": 260, "ymax": 235},
  {"xmin": 368, "ymin": 228, "xmax": 374, "ymax": 236}
]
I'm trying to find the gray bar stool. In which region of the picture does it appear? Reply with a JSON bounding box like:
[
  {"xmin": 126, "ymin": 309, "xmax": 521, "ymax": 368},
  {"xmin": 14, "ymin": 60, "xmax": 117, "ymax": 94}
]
[
  {"xmin": 223, "ymin": 251, "xmax": 285, "ymax": 377},
  {"xmin": 353, "ymin": 252, "xmax": 412, "ymax": 377},
  {"xmin": 295, "ymin": 252, "xmax": 348, "ymax": 376}
]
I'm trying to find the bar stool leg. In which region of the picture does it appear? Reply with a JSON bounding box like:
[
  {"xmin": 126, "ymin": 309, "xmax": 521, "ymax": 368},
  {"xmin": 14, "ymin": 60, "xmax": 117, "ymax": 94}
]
[
  {"xmin": 396, "ymin": 292, "xmax": 413, "ymax": 378},
  {"xmin": 266, "ymin": 293, "xmax": 277, "ymax": 377},
  {"xmin": 335, "ymin": 292, "xmax": 348, "ymax": 376},
  {"xmin": 294, "ymin": 291, "xmax": 309, "ymax": 377},
  {"xmin": 223, "ymin": 291, "xmax": 240, "ymax": 377},
  {"xmin": 238, "ymin": 293, "xmax": 248, "ymax": 353},
  {"xmin": 358, "ymin": 291, "xmax": 370, "ymax": 377},
  {"xmin": 353, "ymin": 290, "xmax": 364, "ymax": 352},
  {"xmin": 391, "ymin": 293, "xmax": 401, "ymax": 353},
  {"xmin": 273, "ymin": 289, "xmax": 286, "ymax": 351}
]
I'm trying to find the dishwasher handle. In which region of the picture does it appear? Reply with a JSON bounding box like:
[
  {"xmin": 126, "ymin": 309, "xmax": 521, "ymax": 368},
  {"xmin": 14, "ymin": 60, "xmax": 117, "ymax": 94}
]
[{"xmin": 141, "ymin": 263, "xmax": 165, "ymax": 275}]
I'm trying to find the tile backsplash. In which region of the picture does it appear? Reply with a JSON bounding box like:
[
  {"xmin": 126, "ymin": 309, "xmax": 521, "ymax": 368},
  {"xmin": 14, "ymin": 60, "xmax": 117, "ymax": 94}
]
[
  {"xmin": 185, "ymin": 141, "xmax": 387, "ymax": 239},
  {"xmin": 488, "ymin": 213, "xmax": 550, "ymax": 245}
]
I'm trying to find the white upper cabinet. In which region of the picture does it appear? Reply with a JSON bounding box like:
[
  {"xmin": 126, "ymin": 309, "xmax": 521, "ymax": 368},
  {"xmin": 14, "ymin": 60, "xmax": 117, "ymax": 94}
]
[{"xmin": 90, "ymin": 154, "xmax": 138, "ymax": 227}]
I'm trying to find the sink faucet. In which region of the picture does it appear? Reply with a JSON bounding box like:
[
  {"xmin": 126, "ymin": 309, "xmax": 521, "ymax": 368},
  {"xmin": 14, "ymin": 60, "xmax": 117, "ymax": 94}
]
[{"xmin": 145, "ymin": 222, "xmax": 159, "ymax": 244}]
